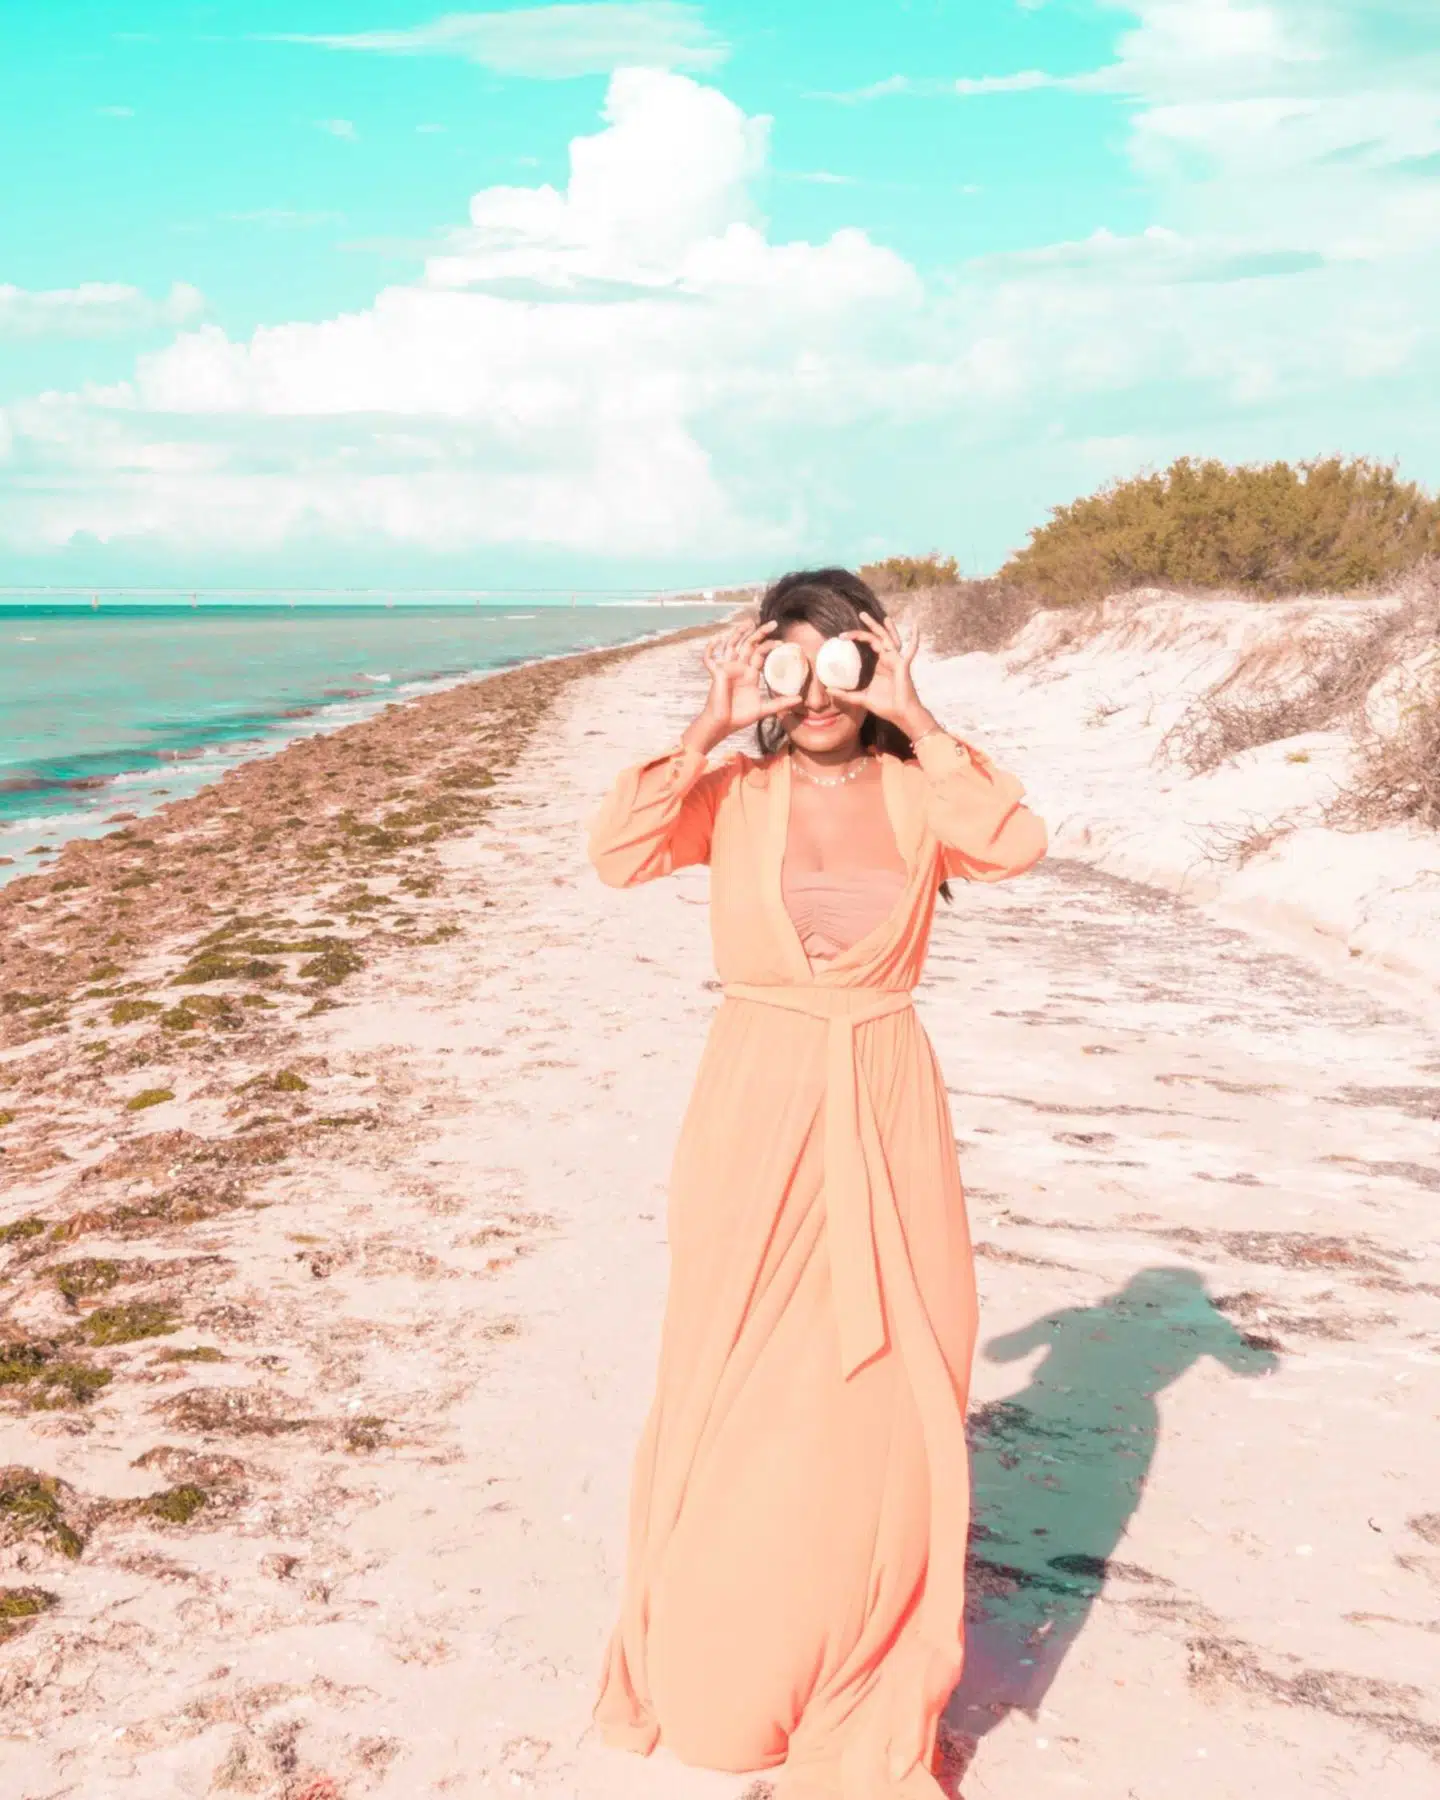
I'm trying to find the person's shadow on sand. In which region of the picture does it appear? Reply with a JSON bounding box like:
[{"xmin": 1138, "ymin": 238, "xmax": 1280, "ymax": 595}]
[{"xmin": 939, "ymin": 1266, "xmax": 1279, "ymax": 1774}]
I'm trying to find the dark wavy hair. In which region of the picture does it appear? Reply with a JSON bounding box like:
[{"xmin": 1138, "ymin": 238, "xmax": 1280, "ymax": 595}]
[
  {"xmin": 757, "ymin": 566, "xmax": 951, "ymax": 899},
  {"xmin": 754, "ymin": 567, "xmax": 919, "ymax": 760}
]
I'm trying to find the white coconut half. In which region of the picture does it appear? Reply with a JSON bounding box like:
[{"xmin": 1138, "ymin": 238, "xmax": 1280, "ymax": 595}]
[
  {"xmin": 762, "ymin": 641, "xmax": 808, "ymax": 697},
  {"xmin": 815, "ymin": 636, "xmax": 862, "ymax": 692}
]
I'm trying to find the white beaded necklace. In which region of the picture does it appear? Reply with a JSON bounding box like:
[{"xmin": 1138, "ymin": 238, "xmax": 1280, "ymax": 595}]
[{"xmin": 789, "ymin": 751, "xmax": 872, "ymax": 789}]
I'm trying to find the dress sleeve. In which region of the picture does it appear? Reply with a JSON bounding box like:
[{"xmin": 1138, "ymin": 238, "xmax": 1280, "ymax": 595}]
[
  {"xmin": 587, "ymin": 745, "xmax": 731, "ymax": 888},
  {"xmin": 913, "ymin": 732, "xmax": 1048, "ymax": 884}
]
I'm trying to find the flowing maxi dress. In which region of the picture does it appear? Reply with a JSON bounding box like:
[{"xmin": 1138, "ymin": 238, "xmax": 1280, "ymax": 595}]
[{"xmin": 586, "ymin": 733, "xmax": 1048, "ymax": 1800}]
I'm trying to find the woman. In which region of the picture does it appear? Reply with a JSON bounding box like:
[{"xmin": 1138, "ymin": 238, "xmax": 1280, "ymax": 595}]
[{"xmin": 587, "ymin": 567, "xmax": 1047, "ymax": 1799}]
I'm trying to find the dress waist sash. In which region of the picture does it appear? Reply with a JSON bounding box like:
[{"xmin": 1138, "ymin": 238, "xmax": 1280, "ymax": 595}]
[{"xmin": 723, "ymin": 983, "xmax": 915, "ymax": 1380}]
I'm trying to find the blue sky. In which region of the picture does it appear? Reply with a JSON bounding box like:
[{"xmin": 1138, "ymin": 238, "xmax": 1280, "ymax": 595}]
[{"xmin": 2, "ymin": 1, "xmax": 1438, "ymax": 591}]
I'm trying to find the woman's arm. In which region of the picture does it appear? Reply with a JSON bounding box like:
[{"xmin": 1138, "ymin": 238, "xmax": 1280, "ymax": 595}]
[
  {"xmin": 586, "ymin": 746, "xmax": 731, "ymax": 888},
  {"xmin": 832, "ymin": 611, "xmax": 1047, "ymax": 884},
  {"xmin": 587, "ymin": 615, "xmax": 797, "ymax": 889},
  {"xmin": 912, "ymin": 729, "xmax": 1048, "ymax": 884}
]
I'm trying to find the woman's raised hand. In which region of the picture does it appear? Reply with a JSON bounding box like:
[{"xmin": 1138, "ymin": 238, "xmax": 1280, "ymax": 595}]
[
  {"xmin": 832, "ymin": 612, "xmax": 938, "ymax": 742},
  {"xmin": 685, "ymin": 618, "xmax": 798, "ymax": 752}
]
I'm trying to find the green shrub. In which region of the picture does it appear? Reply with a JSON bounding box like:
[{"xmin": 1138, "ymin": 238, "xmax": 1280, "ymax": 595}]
[
  {"xmin": 1002, "ymin": 457, "xmax": 1440, "ymax": 605},
  {"xmin": 860, "ymin": 553, "xmax": 960, "ymax": 593}
]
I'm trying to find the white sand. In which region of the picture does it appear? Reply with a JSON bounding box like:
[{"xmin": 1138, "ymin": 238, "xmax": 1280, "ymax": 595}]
[{"xmin": 3, "ymin": 633, "xmax": 1438, "ymax": 1798}]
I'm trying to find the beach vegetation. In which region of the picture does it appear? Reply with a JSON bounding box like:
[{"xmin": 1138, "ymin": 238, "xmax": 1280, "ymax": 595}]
[
  {"xmin": 300, "ymin": 943, "xmax": 364, "ymax": 986},
  {"xmin": 165, "ymin": 993, "xmax": 241, "ymax": 1030},
  {"xmin": 438, "ymin": 761, "xmax": 496, "ymax": 789},
  {"xmin": 0, "ymin": 1215, "xmax": 45, "ymax": 1243},
  {"xmin": 174, "ymin": 951, "xmax": 281, "ymax": 985},
  {"xmin": 0, "ymin": 1470, "xmax": 86, "ymax": 1558},
  {"xmin": 78, "ymin": 1301, "xmax": 180, "ymax": 1346},
  {"xmin": 0, "ymin": 1341, "xmax": 113, "ymax": 1409},
  {"xmin": 860, "ymin": 553, "xmax": 961, "ymax": 591},
  {"xmin": 343, "ymin": 1415, "xmax": 387, "ymax": 1453},
  {"xmin": 244, "ymin": 1069, "xmax": 308, "ymax": 1094},
  {"xmin": 55, "ymin": 1181, "xmax": 247, "ymax": 1239},
  {"xmin": 161, "ymin": 1386, "xmax": 309, "ymax": 1437},
  {"xmin": 1335, "ymin": 684, "xmax": 1440, "ymax": 830},
  {"xmin": 0, "ymin": 1340, "xmax": 53, "ymax": 1386},
  {"xmin": 3, "ymin": 991, "xmax": 51, "ymax": 1014},
  {"xmin": 337, "ymin": 887, "xmax": 389, "ymax": 912},
  {"xmin": 0, "ymin": 1586, "xmax": 59, "ymax": 1643},
  {"xmin": 53, "ymin": 1259, "xmax": 125, "ymax": 1300},
  {"xmin": 903, "ymin": 578, "xmax": 1044, "ymax": 657},
  {"xmin": 125, "ymin": 1087, "xmax": 176, "ymax": 1112},
  {"xmin": 1001, "ymin": 456, "xmax": 1440, "ymax": 605},
  {"xmin": 111, "ymin": 999, "xmax": 163, "ymax": 1025},
  {"xmin": 1161, "ymin": 608, "xmax": 1411, "ymax": 773},
  {"xmin": 155, "ymin": 1345, "xmax": 225, "ymax": 1363},
  {"xmin": 0, "ymin": 1108, "xmax": 15, "ymax": 1127},
  {"xmin": 139, "ymin": 1482, "xmax": 209, "ymax": 1524}
]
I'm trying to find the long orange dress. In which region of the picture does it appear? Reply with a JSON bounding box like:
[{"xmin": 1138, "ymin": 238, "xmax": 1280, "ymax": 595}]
[{"xmin": 587, "ymin": 733, "xmax": 1047, "ymax": 1800}]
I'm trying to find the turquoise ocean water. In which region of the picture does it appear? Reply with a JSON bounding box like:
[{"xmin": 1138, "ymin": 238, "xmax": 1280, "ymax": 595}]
[{"xmin": 0, "ymin": 600, "xmax": 726, "ymax": 883}]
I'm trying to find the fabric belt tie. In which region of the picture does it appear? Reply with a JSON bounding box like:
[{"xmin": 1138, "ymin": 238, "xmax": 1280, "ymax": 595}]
[{"xmin": 724, "ymin": 983, "xmax": 915, "ymax": 1380}]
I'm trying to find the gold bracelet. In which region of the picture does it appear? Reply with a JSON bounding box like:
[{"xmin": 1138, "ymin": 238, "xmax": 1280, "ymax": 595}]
[{"xmin": 910, "ymin": 725, "xmax": 952, "ymax": 751}]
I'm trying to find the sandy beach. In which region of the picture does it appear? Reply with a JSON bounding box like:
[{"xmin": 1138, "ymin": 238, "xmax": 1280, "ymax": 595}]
[{"xmin": 3, "ymin": 627, "xmax": 1438, "ymax": 1798}]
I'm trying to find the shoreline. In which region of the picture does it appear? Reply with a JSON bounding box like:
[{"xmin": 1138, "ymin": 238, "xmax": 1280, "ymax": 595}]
[
  {"xmin": 0, "ymin": 620, "xmax": 714, "ymax": 1091},
  {"xmin": 0, "ymin": 609, "xmax": 729, "ymax": 887}
]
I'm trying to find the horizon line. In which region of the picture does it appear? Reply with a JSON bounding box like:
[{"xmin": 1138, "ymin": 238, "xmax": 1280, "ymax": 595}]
[{"xmin": 0, "ymin": 584, "xmax": 752, "ymax": 602}]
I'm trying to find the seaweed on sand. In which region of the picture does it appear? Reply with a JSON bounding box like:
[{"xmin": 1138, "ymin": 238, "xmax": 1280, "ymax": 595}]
[{"xmin": 0, "ymin": 1469, "xmax": 87, "ymax": 1558}]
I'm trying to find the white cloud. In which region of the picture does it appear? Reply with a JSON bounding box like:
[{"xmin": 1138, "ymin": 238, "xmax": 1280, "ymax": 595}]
[
  {"xmin": 3, "ymin": 18, "xmax": 1437, "ymax": 572},
  {"xmin": 839, "ymin": 69, "xmax": 1066, "ymax": 101},
  {"xmin": 0, "ymin": 72, "xmax": 914, "ymax": 560},
  {"xmin": 0, "ymin": 281, "xmax": 204, "ymax": 340},
  {"xmin": 271, "ymin": 3, "xmax": 727, "ymax": 80},
  {"xmin": 317, "ymin": 118, "xmax": 358, "ymax": 140},
  {"xmin": 952, "ymin": 70, "xmax": 1063, "ymax": 95}
]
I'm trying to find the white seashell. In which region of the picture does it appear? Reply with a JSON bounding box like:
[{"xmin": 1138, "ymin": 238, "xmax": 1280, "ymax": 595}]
[
  {"xmin": 762, "ymin": 641, "xmax": 808, "ymax": 697},
  {"xmin": 815, "ymin": 636, "xmax": 862, "ymax": 691}
]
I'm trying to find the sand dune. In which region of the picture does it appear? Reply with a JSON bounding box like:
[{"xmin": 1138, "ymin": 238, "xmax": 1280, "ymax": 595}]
[{"xmin": 914, "ymin": 585, "xmax": 1440, "ymax": 1008}]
